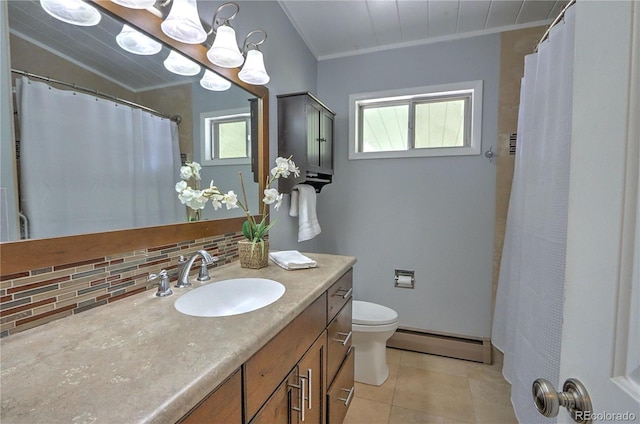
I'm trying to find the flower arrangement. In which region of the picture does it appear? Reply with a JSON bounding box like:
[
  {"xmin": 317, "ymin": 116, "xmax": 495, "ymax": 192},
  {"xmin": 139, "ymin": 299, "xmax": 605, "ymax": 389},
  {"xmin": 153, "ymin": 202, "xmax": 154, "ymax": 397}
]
[{"xmin": 175, "ymin": 156, "xmax": 299, "ymax": 254}]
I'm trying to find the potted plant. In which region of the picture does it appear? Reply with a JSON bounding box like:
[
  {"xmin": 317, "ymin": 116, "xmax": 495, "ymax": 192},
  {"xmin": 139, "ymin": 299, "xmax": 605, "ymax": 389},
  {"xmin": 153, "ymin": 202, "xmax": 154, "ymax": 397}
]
[{"xmin": 175, "ymin": 156, "xmax": 299, "ymax": 268}]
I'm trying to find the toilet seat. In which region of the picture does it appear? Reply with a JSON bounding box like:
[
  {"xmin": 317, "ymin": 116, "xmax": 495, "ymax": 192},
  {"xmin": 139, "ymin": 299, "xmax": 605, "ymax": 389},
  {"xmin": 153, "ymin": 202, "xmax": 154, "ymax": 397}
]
[{"xmin": 353, "ymin": 300, "xmax": 398, "ymax": 326}]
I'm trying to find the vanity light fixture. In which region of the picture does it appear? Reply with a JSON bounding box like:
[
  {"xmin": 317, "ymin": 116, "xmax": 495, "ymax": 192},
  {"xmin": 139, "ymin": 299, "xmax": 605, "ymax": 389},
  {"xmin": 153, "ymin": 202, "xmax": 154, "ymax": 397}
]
[
  {"xmin": 163, "ymin": 50, "xmax": 201, "ymax": 76},
  {"xmin": 116, "ymin": 25, "xmax": 162, "ymax": 55},
  {"xmin": 110, "ymin": 0, "xmax": 156, "ymax": 9},
  {"xmin": 238, "ymin": 30, "xmax": 270, "ymax": 85},
  {"xmin": 161, "ymin": 0, "xmax": 207, "ymax": 44},
  {"xmin": 40, "ymin": 0, "xmax": 101, "ymax": 26},
  {"xmin": 200, "ymin": 70, "xmax": 232, "ymax": 91},
  {"xmin": 205, "ymin": 2, "xmax": 244, "ymax": 68}
]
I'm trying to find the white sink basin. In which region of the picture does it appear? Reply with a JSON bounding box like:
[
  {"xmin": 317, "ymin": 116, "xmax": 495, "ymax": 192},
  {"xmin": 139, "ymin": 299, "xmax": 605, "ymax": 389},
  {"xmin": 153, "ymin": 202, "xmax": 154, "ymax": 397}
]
[{"xmin": 174, "ymin": 278, "xmax": 285, "ymax": 317}]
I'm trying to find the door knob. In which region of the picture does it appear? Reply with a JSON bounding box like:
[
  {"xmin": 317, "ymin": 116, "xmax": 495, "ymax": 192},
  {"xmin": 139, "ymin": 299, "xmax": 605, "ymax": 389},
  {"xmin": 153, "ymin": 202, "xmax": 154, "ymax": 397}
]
[{"xmin": 532, "ymin": 378, "xmax": 593, "ymax": 423}]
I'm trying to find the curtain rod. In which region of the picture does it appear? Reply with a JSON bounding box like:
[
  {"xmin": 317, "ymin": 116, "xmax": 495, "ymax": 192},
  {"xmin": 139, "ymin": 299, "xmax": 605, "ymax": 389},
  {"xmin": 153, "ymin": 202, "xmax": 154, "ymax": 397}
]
[
  {"xmin": 535, "ymin": 0, "xmax": 577, "ymax": 52},
  {"xmin": 11, "ymin": 69, "xmax": 182, "ymax": 124}
]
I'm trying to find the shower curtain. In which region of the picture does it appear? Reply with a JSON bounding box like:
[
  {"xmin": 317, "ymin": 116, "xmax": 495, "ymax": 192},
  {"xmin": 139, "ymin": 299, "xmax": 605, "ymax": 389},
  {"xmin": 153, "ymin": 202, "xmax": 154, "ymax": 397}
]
[
  {"xmin": 18, "ymin": 77, "xmax": 183, "ymax": 239},
  {"xmin": 492, "ymin": 6, "xmax": 575, "ymax": 424}
]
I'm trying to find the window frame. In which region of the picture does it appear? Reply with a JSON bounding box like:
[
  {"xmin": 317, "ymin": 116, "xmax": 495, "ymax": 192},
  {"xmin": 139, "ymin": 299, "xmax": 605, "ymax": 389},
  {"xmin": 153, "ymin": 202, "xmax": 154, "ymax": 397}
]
[
  {"xmin": 349, "ymin": 80, "xmax": 483, "ymax": 160},
  {"xmin": 200, "ymin": 108, "xmax": 251, "ymax": 166}
]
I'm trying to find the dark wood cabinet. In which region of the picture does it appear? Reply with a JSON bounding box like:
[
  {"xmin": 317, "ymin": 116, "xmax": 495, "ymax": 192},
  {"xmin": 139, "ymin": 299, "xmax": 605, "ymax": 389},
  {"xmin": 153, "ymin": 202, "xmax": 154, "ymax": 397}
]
[{"xmin": 277, "ymin": 92, "xmax": 336, "ymax": 193}]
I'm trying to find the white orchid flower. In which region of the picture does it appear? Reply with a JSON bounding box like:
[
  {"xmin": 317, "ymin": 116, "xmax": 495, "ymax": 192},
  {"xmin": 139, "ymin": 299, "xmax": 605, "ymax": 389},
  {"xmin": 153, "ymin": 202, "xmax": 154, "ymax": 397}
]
[
  {"xmin": 187, "ymin": 191, "xmax": 208, "ymax": 210},
  {"xmin": 210, "ymin": 193, "xmax": 224, "ymax": 210},
  {"xmin": 180, "ymin": 165, "xmax": 194, "ymax": 180},
  {"xmin": 263, "ymin": 188, "xmax": 279, "ymax": 205},
  {"xmin": 274, "ymin": 193, "xmax": 284, "ymax": 210},
  {"xmin": 175, "ymin": 180, "xmax": 187, "ymax": 193},
  {"xmin": 222, "ymin": 191, "xmax": 239, "ymax": 210},
  {"xmin": 177, "ymin": 187, "xmax": 197, "ymax": 204}
]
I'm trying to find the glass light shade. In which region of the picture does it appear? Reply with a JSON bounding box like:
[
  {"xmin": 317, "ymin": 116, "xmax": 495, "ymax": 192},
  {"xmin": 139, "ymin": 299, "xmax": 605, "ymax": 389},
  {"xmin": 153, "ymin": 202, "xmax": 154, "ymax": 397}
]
[
  {"xmin": 40, "ymin": 0, "xmax": 101, "ymax": 26},
  {"xmin": 200, "ymin": 70, "xmax": 232, "ymax": 91},
  {"xmin": 163, "ymin": 51, "xmax": 201, "ymax": 76},
  {"xmin": 206, "ymin": 25, "xmax": 244, "ymax": 68},
  {"xmin": 238, "ymin": 50, "xmax": 270, "ymax": 85},
  {"xmin": 160, "ymin": 0, "xmax": 207, "ymax": 44},
  {"xmin": 116, "ymin": 25, "xmax": 162, "ymax": 55},
  {"xmin": 110, "ymin": 0, "xmax": 155, "ymax": 9}
]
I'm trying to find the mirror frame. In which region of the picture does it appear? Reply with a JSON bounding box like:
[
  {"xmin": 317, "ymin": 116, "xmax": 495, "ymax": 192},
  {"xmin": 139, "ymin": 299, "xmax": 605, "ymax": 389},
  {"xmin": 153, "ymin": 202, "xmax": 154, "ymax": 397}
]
[{"xmin": 0, "ymin": 1, "xmax": 269, "ymax": 275}]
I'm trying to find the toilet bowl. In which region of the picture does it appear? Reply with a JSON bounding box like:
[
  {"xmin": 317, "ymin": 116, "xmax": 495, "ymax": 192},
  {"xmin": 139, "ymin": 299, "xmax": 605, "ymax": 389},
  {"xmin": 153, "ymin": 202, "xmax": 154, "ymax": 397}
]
[{"xmin": 351, "ymin": 300, "xmax": 399, "ymax": 386}]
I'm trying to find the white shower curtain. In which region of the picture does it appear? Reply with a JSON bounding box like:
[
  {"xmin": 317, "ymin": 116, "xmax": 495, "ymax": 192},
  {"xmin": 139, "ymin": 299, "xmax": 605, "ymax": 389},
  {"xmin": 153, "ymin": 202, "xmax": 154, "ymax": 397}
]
[
  {"xmin": 492, "ymin": 6, "xmax": 575, "ymax": 424},
  {"xmin": 18, "ymin": 77, "xmax": 183, "ymax": 239}
]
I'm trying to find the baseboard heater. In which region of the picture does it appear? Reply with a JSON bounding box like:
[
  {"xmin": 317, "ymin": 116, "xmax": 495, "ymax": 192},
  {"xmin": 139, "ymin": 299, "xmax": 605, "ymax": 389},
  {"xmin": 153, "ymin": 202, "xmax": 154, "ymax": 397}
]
[{"xmin": 387, "ymin": 327, "xmax": 492, "ymax": 364}]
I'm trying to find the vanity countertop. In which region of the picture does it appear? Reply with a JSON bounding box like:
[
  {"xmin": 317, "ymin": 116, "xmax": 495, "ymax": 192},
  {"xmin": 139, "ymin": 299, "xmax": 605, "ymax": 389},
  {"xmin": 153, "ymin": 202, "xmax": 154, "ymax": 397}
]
[{"xmin": 0, "ymin": 252, "xmax": 356, "ymax": 424}]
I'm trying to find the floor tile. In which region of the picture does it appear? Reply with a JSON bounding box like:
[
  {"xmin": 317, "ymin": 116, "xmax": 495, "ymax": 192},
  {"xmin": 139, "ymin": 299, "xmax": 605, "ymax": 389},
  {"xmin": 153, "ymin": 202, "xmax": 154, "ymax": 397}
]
[
  {"xmin": 388, "ymin": 406, "xmax": 447, "ymax": 423},
  {"xmin": 468, "ymin": 378, "xmax": 517, "ymax": 424},
  {"xmin": 343, "ymin": 396, "xmax": 392, "ymax": 424},
  {"xmin": 346, "ymin": 349, "xmax": 517, "ymax": 424},
  {"xmin": 392, "ymin": 366, "xmax": 476, "ymax": 423}
]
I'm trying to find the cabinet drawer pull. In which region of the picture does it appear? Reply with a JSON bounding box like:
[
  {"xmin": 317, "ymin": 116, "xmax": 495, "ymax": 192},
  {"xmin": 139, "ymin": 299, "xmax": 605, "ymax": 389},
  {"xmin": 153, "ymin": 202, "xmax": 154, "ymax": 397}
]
[
  {"xmin": 335, "ymin": 331, "xmax": 352, "ymax": 346},
  {"xmin": 338, "ymin": 387, "xmax": 355, "ymax": 406},
  {"xmin": 333, "ymin": 287, "xmax": 353, "ymax": 299},
  {"xmin": 300, "ymin": 368, "xmax": 312, "ymax": 411},
  {"xmin": 306, "ymin": 368, "xmax": 312, "ymax": 410},
  {"xmin": 288, "ymin": 380, "xmax": 305, "ymax": 421}
]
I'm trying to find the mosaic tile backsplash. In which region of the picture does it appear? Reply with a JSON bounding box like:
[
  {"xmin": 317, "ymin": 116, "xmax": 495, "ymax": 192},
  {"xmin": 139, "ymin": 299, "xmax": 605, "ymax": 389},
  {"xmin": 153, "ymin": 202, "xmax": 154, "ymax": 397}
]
[{"xmin": 0, "ymin": 232, "xmax": 246, "ymax": 337}]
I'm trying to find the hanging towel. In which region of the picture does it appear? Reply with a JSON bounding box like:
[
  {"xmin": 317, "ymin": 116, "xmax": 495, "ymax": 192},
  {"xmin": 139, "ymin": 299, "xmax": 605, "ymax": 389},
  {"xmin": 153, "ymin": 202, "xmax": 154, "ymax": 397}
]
[
  {"xmin": 289, "ymin": 184, "xmax": 321, "ymax": 242},
  {"xmin": 269, "ymin": 250, "xmax": 317, "ymax": 270}
]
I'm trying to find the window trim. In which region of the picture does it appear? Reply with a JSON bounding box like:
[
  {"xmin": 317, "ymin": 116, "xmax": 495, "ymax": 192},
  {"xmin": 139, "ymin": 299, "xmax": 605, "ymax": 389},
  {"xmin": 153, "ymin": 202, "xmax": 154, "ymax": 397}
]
[
  {"xmin": 200, "ymin": 108, "xmax": 251, "ymax": 166},
  {"xmin": 349, "ymin": 80, "xmax": 483, "ymax": 160}
]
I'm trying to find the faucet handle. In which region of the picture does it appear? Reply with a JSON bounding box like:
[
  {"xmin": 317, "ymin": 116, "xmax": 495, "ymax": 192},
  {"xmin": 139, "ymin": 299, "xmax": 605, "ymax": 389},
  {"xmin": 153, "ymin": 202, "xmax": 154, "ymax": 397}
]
[
  {"xmin": 197, "ymin": 256, "xmax": 219, "ymax": 281},
  {"xmin": 149, "ymin": 270, "xmax": 173, "ymax": 297}
]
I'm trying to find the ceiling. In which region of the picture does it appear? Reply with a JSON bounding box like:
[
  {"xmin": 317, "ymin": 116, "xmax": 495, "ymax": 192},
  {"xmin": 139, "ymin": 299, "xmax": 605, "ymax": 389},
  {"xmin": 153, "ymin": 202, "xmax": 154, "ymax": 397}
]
[{"xmin": 277, "ymin": 0, "xmax": 568, "ymax": 60}]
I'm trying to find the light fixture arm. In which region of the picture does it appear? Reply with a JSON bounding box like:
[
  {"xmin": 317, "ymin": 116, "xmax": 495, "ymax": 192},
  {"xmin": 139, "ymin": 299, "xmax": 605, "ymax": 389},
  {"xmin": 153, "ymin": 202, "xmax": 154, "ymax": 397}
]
[
  {"xmin": 209, "ymin": 2, "xmax": 240, "ymax": 35},
  {"xmin": 242, "ymin": 29, "xmax": 267, "ymax": 54}
]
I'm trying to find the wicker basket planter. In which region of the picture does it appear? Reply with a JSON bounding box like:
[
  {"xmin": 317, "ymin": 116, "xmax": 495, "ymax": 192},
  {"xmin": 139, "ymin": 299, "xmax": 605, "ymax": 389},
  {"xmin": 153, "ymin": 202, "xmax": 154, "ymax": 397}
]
[{"xmin": 238, "ymin": 240, "xmax": 269, "ymax": 269}]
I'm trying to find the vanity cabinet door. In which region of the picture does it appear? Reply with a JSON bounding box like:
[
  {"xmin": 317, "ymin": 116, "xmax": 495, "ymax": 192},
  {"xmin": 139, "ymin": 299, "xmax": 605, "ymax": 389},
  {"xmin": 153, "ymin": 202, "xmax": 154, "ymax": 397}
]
[
  {"xmin": 245, "ymin": 295, "xmax": 327, "ymax": 420},
  {"xmin": 326, "ymin": 348, "xmax": 355, "ymax": 424},
  {"xmin": 318, "ymin": 108, "xmax": 334, "ymax": 175},
  {"xmin": 250, "ymin": 369, "xmax": 299, "ymax": 424},
  {"xmin": 298, "ymin": 331, "xmax": 327, "ymax": 424},
  {"xmin": 178, "ymin": 368, "xmax": 242, "ymax": 424}
]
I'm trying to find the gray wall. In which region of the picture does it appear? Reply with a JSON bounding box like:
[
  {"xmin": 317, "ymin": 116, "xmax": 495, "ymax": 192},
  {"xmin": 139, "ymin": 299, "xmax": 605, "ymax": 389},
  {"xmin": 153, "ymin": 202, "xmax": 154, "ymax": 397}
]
[{"xmin": 313, "ymin": 35, "xmax": 500, "ymax": 338}]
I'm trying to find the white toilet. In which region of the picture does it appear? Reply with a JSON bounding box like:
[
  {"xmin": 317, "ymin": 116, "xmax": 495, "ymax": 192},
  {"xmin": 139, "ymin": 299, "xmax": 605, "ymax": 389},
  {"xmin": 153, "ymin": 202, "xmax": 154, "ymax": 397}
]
[{"xmin": 351, "ymin": 300, "xmax": 399, "ymax": 386}]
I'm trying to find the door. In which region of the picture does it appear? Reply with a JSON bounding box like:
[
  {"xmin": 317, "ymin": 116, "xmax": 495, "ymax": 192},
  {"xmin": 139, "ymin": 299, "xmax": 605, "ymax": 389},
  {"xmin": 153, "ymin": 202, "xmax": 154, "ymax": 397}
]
[
  {"xmin": 554, "ymin": 2, "xmax": 639, "ymax": 422},
  {"xmin": 298, "ymin": 332, "xmax": 327, "ymax": 424},
  {"xmin": 250, "ymin": 369, "xmax": 299, "ymax": 424}
]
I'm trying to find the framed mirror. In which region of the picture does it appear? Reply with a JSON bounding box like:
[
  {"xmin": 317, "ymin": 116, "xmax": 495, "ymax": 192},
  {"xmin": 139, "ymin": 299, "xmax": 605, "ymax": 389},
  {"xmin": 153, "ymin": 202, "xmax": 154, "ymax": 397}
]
[{"xmin": 1, "ymin": 0, "xmax": 269, "ymax": 275}]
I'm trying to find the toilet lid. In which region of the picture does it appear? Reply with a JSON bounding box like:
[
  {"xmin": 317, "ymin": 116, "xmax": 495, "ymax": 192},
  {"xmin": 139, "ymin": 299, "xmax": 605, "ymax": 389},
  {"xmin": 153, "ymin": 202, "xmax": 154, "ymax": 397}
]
[{"xmin": 352, "ymin": 300, "xmax": 398, "ymax": 325}]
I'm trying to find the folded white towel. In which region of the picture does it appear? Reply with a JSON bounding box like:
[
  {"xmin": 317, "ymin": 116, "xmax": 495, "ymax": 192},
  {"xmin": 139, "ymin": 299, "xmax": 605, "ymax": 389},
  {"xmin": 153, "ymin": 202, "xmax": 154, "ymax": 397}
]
[
  {"xmin": 290, "ymin": 184, "xmax": 321, "ymax": 242},
  {"xmin": 269, "ymin": 250, "xmax": 317, "ymax": 270}
]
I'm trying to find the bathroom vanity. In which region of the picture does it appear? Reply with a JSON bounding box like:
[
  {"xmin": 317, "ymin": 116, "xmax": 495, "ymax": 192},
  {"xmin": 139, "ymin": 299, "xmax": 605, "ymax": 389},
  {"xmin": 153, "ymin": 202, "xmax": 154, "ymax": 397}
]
[{"xmin": 0, "ymin": 253, "xmax": 356, "ymax": 424}]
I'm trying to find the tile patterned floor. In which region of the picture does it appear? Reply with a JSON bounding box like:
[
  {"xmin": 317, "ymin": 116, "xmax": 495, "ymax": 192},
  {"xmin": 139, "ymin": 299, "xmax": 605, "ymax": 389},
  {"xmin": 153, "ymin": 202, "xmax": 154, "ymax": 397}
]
[{"xmin": 343, "ymin": 348, "xmax": 518, "ymax": 424}]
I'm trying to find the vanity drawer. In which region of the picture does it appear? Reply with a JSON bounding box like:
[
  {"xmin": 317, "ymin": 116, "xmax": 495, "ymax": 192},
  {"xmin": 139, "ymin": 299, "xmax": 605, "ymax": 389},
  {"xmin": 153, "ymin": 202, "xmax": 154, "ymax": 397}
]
[
  {"xmin": 178, "ymin": 368, "xmax": 242, "ymax": 424},
  {"xmin": 244, "ymin": 293, "xmax": 327, "ymax": 421},
  {"xmin": 327, "ymin": 269, "xmax": 353, "ymax": 324},
  {"xmin": 326, "ymin": 347, "xmax": 355, "ymax": 424},
  {"xmin": 326, "ymin": 299, "xmax": 352, "ymax": 385}
]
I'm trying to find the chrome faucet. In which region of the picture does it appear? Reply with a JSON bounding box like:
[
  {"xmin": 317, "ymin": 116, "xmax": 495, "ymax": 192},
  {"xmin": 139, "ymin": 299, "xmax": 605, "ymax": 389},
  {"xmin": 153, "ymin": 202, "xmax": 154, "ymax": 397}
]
[{"xmin": 176, "ymin": 250, "xmax": 218, "ymax": 288}]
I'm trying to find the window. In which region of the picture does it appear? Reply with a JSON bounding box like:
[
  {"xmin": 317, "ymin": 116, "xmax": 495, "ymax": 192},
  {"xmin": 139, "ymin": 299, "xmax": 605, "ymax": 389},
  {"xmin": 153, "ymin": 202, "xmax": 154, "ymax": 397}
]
[
  {"xmin": 201, "ymin": 108, "xmax": 251, "ymax": 166},
  {"xmin": 349, "ymin": 80, "xmax": 482, "ymax": 159}
]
